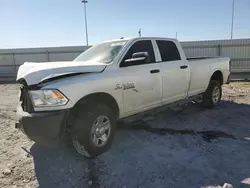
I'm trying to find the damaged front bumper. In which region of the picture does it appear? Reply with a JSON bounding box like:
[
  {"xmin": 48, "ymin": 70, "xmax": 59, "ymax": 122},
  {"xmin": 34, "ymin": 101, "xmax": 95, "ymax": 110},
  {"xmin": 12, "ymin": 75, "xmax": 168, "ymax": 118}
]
[{"xmin": 15, "ymin": 104, "xmax": 68, "ymax": 146}]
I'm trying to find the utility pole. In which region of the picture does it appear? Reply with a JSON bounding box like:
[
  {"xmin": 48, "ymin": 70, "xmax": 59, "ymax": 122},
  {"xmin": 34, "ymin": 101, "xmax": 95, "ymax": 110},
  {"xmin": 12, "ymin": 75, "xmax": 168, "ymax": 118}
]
[
  {"xmin": 231, "ymin": 0, "xmax": 235, "ymax": 39},
  {"xmin": 138, "ymin": 29, "xmax": 141, "ymax": 37},
  {"xmin": 82, "ymin": 0, "xmax": 89, "ymax": 46},
  {"xmin": 175, "ymin": 32, "xmax": 178, "ymax": 39}
]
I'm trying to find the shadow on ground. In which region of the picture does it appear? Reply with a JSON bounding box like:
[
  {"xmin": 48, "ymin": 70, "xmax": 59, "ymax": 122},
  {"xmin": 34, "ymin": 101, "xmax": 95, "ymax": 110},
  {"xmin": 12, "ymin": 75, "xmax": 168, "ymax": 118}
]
[{"xmin": 30, "ymin": 101, "xmax": 250, "ymax": 188}]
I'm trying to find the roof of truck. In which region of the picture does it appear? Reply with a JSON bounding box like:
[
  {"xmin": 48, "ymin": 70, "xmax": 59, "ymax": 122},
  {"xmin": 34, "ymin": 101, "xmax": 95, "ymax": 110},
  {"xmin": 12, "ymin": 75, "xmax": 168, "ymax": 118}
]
[{"xmin": 103, "ymin": 37, "xmax": 178, "ymax": 43}]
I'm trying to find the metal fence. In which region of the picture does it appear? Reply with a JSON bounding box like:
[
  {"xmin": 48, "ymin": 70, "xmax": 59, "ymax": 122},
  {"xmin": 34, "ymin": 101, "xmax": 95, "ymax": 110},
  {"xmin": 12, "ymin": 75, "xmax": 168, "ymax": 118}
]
[
  {"xmin": 1, "ymin": 38, "xmax": 250, "ymax": 82},
  {"xmin": 182, "ymin": 38, "xmax": 250, "ymax": 73},
  {"xmin": 0, "ymin": 46, "xmax": 89, "ymax": 82}
]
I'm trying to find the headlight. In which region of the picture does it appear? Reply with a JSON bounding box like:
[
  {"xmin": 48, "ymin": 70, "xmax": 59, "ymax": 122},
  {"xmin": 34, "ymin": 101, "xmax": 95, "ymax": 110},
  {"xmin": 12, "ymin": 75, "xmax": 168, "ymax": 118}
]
[{"xmin": 29, "ymin": 90, "xmax": 68, "ymax": 107}]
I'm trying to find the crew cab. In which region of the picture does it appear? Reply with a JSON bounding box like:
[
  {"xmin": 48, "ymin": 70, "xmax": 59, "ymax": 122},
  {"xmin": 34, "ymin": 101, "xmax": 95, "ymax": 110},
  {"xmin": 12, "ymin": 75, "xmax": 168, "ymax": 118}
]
[{"xmin": 16, "ymin": 37, "xmax": 231, "ymax": 157}]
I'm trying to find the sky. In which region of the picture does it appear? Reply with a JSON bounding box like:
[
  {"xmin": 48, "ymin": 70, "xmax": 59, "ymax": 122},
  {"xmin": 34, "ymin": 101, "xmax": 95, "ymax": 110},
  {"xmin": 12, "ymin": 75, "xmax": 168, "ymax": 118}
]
[{"xmin": 1, "ymin": 0, "xmax": 250, "ymax": 49}]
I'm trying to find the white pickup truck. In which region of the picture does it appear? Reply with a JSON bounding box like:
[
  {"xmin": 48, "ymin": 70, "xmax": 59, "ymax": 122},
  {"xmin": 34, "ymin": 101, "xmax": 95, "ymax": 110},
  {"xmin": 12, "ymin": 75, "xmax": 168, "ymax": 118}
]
[{"xmin": 16, "ymin": 37, "xmax": 231, "ymax": 157}]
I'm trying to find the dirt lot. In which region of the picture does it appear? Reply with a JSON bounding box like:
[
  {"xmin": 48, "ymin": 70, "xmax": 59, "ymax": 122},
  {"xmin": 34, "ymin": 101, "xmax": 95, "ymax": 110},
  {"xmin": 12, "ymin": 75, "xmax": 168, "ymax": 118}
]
[{"xmin": 0, "ymin": 83, "xmax": 250, "ymax": 188}]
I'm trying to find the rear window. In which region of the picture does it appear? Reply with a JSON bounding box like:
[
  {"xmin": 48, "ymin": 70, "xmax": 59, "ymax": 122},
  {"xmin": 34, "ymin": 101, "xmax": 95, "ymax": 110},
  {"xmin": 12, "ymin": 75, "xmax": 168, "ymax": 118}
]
[{"xmin": 156, "ymin": 40, "xmax": 181, "ymax": 62}]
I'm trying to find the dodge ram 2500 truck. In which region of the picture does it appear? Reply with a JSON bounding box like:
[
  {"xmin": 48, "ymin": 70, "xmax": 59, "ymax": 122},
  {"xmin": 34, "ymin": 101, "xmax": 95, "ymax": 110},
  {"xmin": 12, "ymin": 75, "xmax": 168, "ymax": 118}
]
[{"xmin": 16, "ymin": 37, "xmax": 231, "ymax": 157}]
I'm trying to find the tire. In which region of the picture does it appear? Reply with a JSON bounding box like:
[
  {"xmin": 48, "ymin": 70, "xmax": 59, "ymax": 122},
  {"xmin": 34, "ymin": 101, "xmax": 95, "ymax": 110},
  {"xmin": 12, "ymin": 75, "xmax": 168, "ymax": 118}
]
[
  {"xmin": 202, "ymin": 80, "xmax": 222, "ymax": 108},
  {"xmin": 71, "ymin": 102, "xmax": 116, "ymax": 158}
]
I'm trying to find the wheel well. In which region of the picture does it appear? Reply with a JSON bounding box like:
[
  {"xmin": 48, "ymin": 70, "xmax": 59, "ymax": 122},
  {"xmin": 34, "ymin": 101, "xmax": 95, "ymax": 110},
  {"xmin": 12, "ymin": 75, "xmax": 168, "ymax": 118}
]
[
  {"xmin": 72, "ymin": 92, "xmax": 119, "ymax": 119},
  {"xmin": 211, "ymin": 71, "xmax": 223, "ymax": 85}
]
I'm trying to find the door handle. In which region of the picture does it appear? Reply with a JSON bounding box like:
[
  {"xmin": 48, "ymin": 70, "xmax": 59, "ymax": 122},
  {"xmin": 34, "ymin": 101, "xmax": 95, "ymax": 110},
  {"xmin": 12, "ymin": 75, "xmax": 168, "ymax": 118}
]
[
  {"xmin": 180, "ymin": 65, "xmax": 188, "ymax": 69},
  {"xmin": 150, "ymin": 69, "xmax": 160, "ymax": 74}
]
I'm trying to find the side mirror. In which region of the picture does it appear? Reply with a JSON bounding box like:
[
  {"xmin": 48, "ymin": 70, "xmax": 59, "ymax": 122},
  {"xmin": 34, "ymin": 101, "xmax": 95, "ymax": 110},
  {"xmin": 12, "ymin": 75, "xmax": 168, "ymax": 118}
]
[
  {"xmin": 131, "ymin": 52, "xmax": 149, "ymax": 60},
  {"xmin": 122, "ymin": 52, "xmax": 149, "ymax": 67}
]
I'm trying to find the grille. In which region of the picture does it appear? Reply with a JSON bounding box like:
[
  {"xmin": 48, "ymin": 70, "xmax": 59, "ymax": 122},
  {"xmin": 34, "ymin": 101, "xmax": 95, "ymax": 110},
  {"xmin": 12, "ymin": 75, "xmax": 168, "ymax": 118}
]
[{"xmin": 20, "ymin": 86, "xmax": 34, "ymax": 113}]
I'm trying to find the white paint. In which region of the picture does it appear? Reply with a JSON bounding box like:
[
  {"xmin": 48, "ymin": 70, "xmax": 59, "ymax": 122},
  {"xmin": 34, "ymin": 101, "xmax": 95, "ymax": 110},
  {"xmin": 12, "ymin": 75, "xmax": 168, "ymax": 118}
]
[
  {"xmin": 17, "ymin": 37, "xmax": 230, "ymax": 118},
  {"xmin": 16, "ymin": 61, "xmax": 106, "ymax": 85}
]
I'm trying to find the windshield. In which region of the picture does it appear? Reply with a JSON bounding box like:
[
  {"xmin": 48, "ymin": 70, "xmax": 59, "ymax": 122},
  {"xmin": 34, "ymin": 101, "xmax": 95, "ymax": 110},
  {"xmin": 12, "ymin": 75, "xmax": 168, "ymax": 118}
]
[{"xmin": 73, "ymin": 40, "xmax": 128, "ymax": 64}]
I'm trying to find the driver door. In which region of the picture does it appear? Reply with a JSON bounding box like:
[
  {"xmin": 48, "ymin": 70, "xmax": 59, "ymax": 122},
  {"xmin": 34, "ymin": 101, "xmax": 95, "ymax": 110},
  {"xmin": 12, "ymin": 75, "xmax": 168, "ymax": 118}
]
[{"xmin": 118, "ymin": 40, "xmax": 162, "ymax": 115}]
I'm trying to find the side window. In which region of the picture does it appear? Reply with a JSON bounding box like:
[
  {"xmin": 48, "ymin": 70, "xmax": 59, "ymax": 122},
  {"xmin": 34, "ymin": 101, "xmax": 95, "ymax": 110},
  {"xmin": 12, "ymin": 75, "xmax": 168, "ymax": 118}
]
[
  {"xmin": 156, "ymin": 40, "xmax": 181, "ymax": 62},
  {"xmin": 120, "ymin": 40, "xmax": 155, "ymax": 67}
]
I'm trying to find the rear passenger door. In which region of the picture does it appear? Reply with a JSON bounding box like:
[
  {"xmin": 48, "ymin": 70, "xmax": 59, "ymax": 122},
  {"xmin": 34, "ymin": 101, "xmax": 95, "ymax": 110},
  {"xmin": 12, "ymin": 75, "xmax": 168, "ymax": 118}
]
[
  {"xmin": 156, "ymin": 40, "xmax": 189, "ymax": 104},
  {"xmin": 119, "ymin": 40, "xmax": 162, "ymax": 115}
]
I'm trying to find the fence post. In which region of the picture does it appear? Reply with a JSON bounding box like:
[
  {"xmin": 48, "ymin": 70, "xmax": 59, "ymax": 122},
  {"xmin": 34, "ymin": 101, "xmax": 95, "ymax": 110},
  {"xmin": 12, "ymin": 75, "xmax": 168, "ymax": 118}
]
[
  {"xmin": 47, "ymin": 51, "xmax": 50, "ymax": 62},
  {"xmin": 217, "ymin": 45, "xmax": 221, "ymax": 56},
  {"xmin": 11, "ymin": 53, "xmax": 17, "ymax": 80},
  {"xmin": 12, "ymin": 53, "xmax": 17, "ymax": 73}
]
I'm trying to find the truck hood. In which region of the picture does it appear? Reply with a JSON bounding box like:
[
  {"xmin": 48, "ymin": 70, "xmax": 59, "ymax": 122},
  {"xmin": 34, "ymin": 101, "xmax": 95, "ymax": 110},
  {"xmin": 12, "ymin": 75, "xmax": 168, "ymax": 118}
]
[{"xmin": 16, "ymin": 61, "xmax": 106, "ymax": 85}]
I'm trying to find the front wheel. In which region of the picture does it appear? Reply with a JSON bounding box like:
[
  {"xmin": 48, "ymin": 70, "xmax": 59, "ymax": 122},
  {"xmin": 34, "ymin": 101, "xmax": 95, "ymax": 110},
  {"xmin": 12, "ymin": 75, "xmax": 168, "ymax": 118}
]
[
  {"xmin": 71, "ymin": 102, "xmax": 116, "ymax": 158},
  {"xmin": 202, "ymin": 80, "xmax": 222, "ymax": 108}
]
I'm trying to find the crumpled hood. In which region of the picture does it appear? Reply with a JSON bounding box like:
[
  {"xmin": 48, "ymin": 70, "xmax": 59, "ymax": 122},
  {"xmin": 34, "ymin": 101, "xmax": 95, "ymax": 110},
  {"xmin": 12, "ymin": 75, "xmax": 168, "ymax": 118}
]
[{"xmin": 16, "ymin": 61, "xmax": 106, "ymax": 85}]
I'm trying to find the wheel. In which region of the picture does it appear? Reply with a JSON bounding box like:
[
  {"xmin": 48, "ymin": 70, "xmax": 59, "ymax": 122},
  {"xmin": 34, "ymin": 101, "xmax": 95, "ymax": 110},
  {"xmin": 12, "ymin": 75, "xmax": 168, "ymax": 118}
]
[
  {"xmin": 71, "ymin": 102, "xmax": 116, "ymax": 158},
  {"xmin": 202, "ymin": 80, "xmax": 222, "ymax": 108}
]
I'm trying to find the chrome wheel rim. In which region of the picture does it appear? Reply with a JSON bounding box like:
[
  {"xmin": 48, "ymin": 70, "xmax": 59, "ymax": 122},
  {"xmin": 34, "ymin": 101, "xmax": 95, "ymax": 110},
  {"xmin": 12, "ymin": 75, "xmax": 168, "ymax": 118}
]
[
  {"xmin": 212, "ymin": 86, "xmax": 220, "ymax": 104},
  {"xmin": 91, "ymin": 115, "xmax": 111, "ymax": 147}
]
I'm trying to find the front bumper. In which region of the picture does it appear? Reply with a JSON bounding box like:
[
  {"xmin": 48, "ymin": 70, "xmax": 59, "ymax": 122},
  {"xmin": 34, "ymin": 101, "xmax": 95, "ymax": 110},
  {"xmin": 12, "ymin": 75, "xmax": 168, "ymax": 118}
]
[{"xmin": 15, "ymin": 104, "xmax": 68, "ymax": 145}]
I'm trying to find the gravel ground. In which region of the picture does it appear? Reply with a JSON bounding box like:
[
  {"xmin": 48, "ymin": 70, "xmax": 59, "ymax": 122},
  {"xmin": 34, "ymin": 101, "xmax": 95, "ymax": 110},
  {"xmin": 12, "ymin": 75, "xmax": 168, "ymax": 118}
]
[{"xmin": 0, "ymin": 83, "xmax": 250, "ymax": 188}]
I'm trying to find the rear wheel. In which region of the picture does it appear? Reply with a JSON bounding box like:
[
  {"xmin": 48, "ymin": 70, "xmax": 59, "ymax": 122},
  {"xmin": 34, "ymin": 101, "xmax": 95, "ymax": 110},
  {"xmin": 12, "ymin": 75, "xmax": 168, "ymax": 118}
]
[
  {"xmin": 71, "ymin": 102, "xmax": 116, "ymax": 158},
  {"xmin": 202, "ymin": 80, "xmax": 222, "ymax": 108}
]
